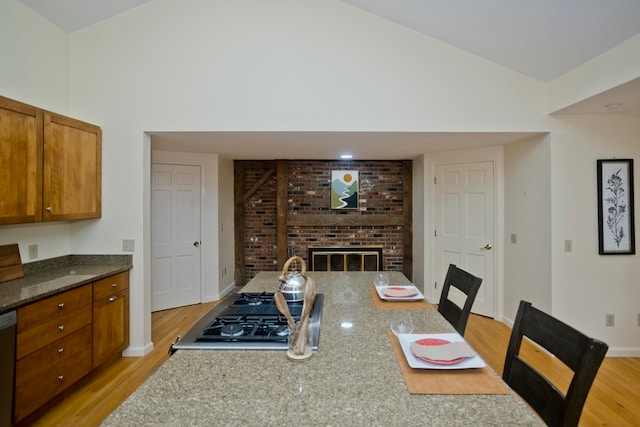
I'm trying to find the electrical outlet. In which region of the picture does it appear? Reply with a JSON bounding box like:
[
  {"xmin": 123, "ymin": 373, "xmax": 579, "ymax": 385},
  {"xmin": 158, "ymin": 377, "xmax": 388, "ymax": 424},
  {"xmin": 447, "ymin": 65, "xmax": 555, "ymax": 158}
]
[
  {"xmin": 606, "ymin": 313, "xmax": 615, "ymax": 327},
  {"xmin": 510, "ymin": 234, "xmax": 517, "ymax": 244},
  {"xmin": 564, "ymin": 240, "xmax": 572, "ymax": 252},
  {"xmin": 122, "ymin": 239, "xmax": 135, "ymax": 251},
  {"xmin": 28, "ymin": 244, "xmax": 38, "ymax": 259}
]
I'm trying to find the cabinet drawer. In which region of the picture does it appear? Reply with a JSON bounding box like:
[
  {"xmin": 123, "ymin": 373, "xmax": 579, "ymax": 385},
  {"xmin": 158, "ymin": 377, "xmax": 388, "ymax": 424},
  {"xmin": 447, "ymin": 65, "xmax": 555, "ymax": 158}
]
[
  {"xmin": 17, "ymin": 284, "xmax": 92, "ymax": 331},
  {"xmin": 93, "ymin": 271, "xmax": 129, "ymax": 301},
  {"xmin": 15, "ymin": 325, "xmax": 92, "ymax": 387},
  {"xmin": 16, "ymin": 304, "xmax": 92, "ymax": 359},
  {"xmin": 14, "ymin": 333, "xmax": 92, "ymax": 423}
]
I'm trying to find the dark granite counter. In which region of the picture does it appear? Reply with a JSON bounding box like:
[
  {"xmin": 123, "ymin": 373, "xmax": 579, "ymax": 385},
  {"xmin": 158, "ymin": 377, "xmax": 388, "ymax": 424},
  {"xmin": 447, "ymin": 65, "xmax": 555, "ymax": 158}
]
[
  {"xmin": 0, "ymin": 255, "xmax": 133, "ymax": 312},
  {"xmin": 102, "ymin": 271, "xmax": 543, "ymax": 426}
]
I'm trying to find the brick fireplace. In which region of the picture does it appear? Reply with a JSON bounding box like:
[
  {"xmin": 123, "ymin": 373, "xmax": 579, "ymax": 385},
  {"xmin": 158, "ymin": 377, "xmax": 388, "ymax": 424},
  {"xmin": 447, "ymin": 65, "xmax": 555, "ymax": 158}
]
[{"xmin": 234, "ymin": 159, "xmax": 412, "ymax": 284}]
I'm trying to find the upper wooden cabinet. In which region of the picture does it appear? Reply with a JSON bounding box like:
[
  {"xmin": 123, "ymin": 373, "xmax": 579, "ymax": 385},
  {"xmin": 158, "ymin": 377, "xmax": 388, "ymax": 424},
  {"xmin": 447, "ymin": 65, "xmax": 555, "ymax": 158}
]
[
  {"xmin": 43, "ymin": 111, "xmax": 101, "ymax": 221},
  {"xmin": 0, "ymin": 96, "xmax": 101, "ymax": 224},
  {"xmin": 0, "ymin": 96, "xmax": 44, "ymax": 224}
]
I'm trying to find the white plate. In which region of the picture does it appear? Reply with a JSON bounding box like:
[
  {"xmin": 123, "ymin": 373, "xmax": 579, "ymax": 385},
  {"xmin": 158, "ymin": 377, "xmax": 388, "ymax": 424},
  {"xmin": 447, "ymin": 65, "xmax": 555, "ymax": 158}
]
[
  {"xmin": 397, "ymin": 333, "xmax": 486, "ymax": 370},
  {"xmin": 375, "ymin": 285, "xmax": 425, "ymax": 301}
]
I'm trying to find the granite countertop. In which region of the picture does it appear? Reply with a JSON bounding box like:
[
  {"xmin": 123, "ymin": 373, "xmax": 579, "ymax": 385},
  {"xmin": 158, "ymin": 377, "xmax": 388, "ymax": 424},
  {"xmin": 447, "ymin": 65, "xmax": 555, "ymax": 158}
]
[
  {"xmin": 0, "ymin": 255, "xmax": 133, "ymax": 312},
  {"xmin": 102, "ymin": 271, "xmax": 543, "ymax": 427}
]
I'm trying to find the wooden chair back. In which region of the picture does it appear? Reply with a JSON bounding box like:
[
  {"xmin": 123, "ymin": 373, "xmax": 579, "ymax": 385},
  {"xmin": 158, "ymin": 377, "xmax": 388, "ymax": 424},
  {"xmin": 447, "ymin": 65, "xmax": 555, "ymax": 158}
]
[
  {"xmin": 437, "ymin": 264, "xmax": 482, "ymax": 336},
  {"xmin": 503, "ymin": 300, "xmax": 608, "ymax": 427}
]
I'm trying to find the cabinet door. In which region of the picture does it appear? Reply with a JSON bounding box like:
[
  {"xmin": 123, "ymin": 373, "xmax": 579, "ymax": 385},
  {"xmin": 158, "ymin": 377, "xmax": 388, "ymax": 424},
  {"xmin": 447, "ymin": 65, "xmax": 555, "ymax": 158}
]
[
  {"xmin": 0, "ymin": 96, "xmax": 43, "ymax": 224},
  {"xmin": 93, "ymin": 288, "xmax": 129, "ymax": 368},
  {"xmin": 43, "ymin": 111, "xmax": 101, "ymax": 221}
]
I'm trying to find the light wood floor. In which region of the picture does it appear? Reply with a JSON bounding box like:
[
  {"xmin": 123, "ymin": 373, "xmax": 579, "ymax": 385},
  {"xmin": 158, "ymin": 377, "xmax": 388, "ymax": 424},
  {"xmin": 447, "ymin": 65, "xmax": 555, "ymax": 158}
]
[{"xmin": 28, "ymin": 305, "xmax": 640, "ymax": 427}]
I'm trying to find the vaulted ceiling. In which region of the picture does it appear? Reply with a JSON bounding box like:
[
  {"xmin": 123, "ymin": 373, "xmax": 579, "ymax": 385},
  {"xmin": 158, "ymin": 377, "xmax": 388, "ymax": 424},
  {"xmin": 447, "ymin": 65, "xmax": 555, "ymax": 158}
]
[
  {"xmin": 20, "ymin": 0, "xmax": 640, "ymax": 83},
  {"xmin": 16, "ymin": 0, "xmax": 640, "ymax": 159}
]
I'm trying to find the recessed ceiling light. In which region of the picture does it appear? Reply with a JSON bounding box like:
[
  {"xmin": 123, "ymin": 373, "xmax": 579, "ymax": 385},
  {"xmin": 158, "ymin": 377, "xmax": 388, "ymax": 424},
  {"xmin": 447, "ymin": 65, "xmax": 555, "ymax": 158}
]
[{"xmin": 340, "ymin": 154, "xmax": 353, "ymax": 159}]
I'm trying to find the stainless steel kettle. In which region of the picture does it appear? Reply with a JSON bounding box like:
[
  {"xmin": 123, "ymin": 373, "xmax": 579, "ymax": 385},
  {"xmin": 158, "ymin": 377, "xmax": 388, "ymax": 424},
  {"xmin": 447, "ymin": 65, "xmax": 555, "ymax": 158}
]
[{"xmin": 278, "ymin": 255, "xmax": 307, "ymax": 302}]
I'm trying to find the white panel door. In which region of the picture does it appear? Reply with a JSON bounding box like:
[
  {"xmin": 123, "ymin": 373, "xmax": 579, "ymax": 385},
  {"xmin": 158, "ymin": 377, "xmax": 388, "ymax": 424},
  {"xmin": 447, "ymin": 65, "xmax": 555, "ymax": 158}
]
[
  {"xmin": 151, "ymin": 164, "xmax": 201, "ymax": 312},
  {"xmin": 434, "ymin": 161, "xmax": 495, "ymax": 317}
]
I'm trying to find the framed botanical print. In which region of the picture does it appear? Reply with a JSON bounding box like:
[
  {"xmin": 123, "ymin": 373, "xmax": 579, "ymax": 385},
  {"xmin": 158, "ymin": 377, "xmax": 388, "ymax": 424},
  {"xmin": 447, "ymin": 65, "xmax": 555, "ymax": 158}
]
[{"xmin": 597, "ymin": 159, "xmax": 635, "ymax": 254}]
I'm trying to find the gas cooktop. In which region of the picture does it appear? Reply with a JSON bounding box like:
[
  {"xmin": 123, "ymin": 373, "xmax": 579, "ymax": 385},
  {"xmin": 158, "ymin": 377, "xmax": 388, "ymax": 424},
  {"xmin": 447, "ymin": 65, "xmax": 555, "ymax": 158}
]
[{"xmin": 170, "ymin": 291, "xmax": 324, "ymax": 352}]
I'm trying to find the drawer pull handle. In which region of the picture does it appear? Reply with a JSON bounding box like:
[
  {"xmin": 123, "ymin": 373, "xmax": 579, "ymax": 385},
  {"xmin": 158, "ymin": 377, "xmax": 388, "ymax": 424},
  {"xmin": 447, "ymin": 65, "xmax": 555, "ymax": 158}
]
[
  {"xmin": 46, "ymin": 206, "xmax": 53, "ymax": 212},
  {"xmin": 109, "ymin": 296, "xmax": 118, "ymax": 302},
  {"xmin": 58, "ymin": 347, "xmax": 64, "ymax": 353},
  {"xmin": 58, "ymin": 303, "xmax": 65, "ymax": 309},
  {"xmin": 58, "ymin": 325, "xmax": 65, "ymax": 331},
  {"xmin": 111, "ymin": 283, "xmax": 117, "ymax": 287},
  {"xmin": 58, "ymin": 375, "xmax": 64, "ymax": 381}
]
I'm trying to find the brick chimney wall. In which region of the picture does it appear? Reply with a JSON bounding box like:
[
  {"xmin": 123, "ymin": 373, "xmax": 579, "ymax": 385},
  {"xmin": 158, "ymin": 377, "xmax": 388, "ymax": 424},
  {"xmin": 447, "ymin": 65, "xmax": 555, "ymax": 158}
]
[{"xmin": 241, "ymin": 160, "xmax": 407, "ymax": 281}]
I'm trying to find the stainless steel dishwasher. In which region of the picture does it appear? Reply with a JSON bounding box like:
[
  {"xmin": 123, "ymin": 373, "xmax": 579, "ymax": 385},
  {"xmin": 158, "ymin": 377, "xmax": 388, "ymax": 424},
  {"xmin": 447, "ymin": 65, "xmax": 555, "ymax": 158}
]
[{"xmin": 0, "ymin": 310, "xmax": 16, "ymax": 427}]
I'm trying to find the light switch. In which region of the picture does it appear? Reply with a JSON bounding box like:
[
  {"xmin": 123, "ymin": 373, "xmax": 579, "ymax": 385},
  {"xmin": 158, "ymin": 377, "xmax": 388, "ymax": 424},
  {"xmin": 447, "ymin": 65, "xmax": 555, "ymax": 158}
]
[
  {"xmin": 122, "ymin": 239, "xmax": 135, "ymax": 251},
  {"xmin": 564, "ymin": 240, "xmax": 572, "ymax": 252},
  {"xmin": 510, "ymin": 234, "xmax": 517, "ymax": 244}
]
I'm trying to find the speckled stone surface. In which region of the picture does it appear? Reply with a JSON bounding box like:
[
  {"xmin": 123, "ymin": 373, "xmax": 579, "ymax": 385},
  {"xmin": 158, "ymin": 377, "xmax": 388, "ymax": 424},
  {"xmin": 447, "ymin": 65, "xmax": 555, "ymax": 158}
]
[
  {"xmin": 0, "ymin": 254, "xmax": 132, "ymax": 312},
  {"xmin": 102, "ymin": 271, "xmax": 543, "ymax": 426}
]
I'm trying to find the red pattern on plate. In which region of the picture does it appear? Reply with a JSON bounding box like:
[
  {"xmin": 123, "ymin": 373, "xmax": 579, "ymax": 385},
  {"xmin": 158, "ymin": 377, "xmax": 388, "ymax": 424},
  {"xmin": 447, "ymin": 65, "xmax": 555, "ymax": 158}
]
[
  {"xmin": 412, "ymin": 338, "xmax": 466, "ymax": 365},
  {"xmin": 382, "ymin": 286, "xmax": 418, "ymax": 298}
]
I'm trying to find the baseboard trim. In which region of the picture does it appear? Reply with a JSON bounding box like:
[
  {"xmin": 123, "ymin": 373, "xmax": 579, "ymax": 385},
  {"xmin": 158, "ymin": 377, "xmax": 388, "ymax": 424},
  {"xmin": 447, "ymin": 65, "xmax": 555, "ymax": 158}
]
[{"xmin": 122, "ymin": 341, "xmax": 154, "ymax": 357}]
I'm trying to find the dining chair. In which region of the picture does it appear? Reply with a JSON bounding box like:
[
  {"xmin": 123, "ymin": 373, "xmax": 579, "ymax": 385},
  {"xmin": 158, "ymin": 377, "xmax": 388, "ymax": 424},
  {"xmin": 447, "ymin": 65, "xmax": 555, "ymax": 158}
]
[
  {"xmin": 503, "ymin": 300, "xmax": 608, "ymax": 427},
  {"xmin": 437, "ymin": 264, "xmax": 483, "ymax": 336}
]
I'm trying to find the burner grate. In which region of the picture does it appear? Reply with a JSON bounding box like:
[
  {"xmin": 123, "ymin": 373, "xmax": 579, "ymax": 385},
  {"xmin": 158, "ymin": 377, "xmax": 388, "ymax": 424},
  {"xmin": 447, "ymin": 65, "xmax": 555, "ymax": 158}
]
[{"xmin": 184, "ymin": 292, "xmax": 323, "ymax": 349}]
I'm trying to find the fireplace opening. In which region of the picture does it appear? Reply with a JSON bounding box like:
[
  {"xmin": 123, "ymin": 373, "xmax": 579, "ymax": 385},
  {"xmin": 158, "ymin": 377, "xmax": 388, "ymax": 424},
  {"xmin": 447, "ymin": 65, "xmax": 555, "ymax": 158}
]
[{"xmin": 308, "ymin": 246, "xmax": 383, "ymax": 272}]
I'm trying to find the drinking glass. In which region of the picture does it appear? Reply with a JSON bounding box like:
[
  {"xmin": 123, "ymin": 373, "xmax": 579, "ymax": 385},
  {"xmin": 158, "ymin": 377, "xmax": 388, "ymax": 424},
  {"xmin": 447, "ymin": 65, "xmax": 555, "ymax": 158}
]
[
  {"xmin": 390, "ymin": 310, "xmax": 414, "ymax": 336},
  {"xmin": 374, "ymin": 272, "xmax": 390, "ymax": 287}
]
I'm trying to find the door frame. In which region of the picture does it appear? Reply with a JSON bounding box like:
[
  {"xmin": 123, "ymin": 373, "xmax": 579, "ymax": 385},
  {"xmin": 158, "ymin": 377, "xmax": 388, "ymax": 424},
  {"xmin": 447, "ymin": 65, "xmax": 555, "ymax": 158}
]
[
  {"xmin": 426, "ymin": 146, "xmax": 504, "ymax": 321},
  {"xmin": 150, "ymin": 162, "xmax": 202, "ymax": 311},
  {"xmin": 150, "ymin": 150, "xmax": 221, "ymax": 305}
]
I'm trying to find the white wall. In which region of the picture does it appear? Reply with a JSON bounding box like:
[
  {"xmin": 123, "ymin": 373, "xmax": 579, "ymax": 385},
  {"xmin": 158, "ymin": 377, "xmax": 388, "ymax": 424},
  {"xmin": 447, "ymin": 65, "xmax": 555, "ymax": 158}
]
[
  {"xmin": 550, "ymin": 114, "xmax": 640, "ymax": 356},
  {"xmin": 503, "ymin": 135, "xmax": 552, "ymax": 324},
  {"xmin": 412, "ymin": 156, "xmax": 425, "ymax": 291},
  {"xmin": 0, "ymin": 0, "xmax": 69, "ymax": 112},
  {"xmin": 217, "ymin": 156, "xmax": 236, "ymax": 294}
]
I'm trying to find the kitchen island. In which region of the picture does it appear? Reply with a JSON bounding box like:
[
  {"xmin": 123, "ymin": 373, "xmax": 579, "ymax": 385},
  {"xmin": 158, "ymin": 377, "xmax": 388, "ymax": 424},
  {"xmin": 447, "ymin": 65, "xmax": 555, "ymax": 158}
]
[{"xmin": 102, "ymin": 271, "xmax": 542, "ymax": 426}]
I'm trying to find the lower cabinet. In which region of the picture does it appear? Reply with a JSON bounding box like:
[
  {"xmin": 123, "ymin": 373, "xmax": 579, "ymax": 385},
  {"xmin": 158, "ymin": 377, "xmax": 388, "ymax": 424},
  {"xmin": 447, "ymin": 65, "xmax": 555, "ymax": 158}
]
[
  {"xmin": 13, "ymin": 271, "xmax": 130, "ymax": 423},
  {"xmin": 93, "ymin": 271, "xmax": 130, "ymax": 368}
]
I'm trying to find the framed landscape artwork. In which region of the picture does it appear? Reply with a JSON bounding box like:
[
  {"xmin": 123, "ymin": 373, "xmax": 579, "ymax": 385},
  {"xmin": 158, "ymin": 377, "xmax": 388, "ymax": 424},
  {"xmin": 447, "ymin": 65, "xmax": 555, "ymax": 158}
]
[
  {"xmin": 331, "ymin": 170, "xmax": 358, "ymax": 209},
  {"xmin": 597, "ymin": 159, "xmax": 635, "ymax": 255}
]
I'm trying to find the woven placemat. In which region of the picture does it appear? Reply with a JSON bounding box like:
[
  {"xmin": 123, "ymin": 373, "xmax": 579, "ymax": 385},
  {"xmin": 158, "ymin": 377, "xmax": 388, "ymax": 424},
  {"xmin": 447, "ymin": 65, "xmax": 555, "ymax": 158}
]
[
  {"xmin": 388, "ymin": 332, "xmax": 510, "ymax": 395},
  {"xmin": 369, "ymin": 286, "xmax": 433, "ymax": 310}
]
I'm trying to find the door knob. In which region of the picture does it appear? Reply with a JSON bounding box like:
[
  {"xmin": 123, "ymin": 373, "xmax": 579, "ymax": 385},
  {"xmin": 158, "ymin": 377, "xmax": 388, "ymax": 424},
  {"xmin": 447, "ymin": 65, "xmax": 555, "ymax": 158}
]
[
  {"xmin": 193, "ymin": 241, "xmax": 200, "ymax": 247},
  {"xmin": 481, "ymin": 244, "xmax": 493, "ymax": 250}
]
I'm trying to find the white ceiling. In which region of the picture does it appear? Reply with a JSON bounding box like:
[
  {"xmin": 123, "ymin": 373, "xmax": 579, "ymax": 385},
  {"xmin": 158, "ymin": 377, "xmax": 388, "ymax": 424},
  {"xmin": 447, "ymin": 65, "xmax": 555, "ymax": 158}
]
[{"xmin": 18, "ymin": 0, "xmax": 640, "ymax": 159}]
